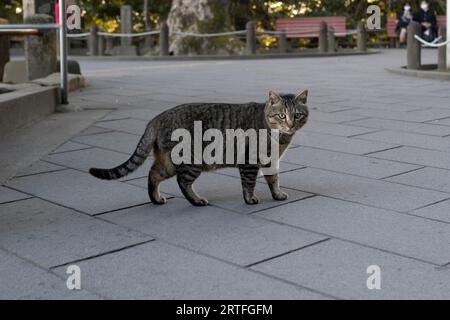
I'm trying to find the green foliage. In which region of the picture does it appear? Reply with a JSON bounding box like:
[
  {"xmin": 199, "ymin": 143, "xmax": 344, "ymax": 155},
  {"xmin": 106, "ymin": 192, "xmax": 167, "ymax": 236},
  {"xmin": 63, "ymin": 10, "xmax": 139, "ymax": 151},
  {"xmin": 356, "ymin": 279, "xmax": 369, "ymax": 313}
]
[
  {"xmin": 0, "ymin": 0, "xmax": 22, "ymax": 23},
  {"xmin": 1, "ymin": 0, "xmax": 445, "ymax": 30},
  {"xmin": 80, "ymin": 0, "xmax": 171, "ymax": 31},
  {"xmin": 230, "ymin": 0, "xmax": 386, "ymax": 30}
]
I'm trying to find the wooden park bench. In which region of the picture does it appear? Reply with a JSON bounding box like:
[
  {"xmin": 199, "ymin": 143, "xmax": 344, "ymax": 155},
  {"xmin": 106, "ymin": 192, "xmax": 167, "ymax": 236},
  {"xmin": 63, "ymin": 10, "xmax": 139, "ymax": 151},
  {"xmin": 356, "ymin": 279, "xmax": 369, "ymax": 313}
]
[
  {"xmin": 275, "ymin": 16, "xmax": 347, "ymax": 38},
  {"xmin": 387, "ymin": 15, "xmax": 446, "ymax": 46}
]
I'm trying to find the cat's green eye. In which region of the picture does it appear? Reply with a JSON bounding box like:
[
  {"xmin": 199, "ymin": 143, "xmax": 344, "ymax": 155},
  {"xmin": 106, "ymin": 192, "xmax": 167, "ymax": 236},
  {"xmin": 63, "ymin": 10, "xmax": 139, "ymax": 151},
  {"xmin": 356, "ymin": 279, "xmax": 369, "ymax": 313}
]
[
  {"xmin": 294, "ymin": 113, "xmax": 303, "ymax": 119},
  {"xmin": 278, "ymin": 114, "xmax": 286, "ymax": 119}
]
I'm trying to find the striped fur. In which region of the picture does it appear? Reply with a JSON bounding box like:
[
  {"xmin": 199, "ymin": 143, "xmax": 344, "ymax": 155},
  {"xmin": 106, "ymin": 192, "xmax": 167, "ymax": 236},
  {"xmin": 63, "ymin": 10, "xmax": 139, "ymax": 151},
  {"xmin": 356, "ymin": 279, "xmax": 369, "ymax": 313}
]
[
  {"xmin": 89, "ymin": 122, "xmax": 156, "ymax": 180},
  {"xmin": 89, "ymin": 90, "xmax": 309, "ymax": 206}
]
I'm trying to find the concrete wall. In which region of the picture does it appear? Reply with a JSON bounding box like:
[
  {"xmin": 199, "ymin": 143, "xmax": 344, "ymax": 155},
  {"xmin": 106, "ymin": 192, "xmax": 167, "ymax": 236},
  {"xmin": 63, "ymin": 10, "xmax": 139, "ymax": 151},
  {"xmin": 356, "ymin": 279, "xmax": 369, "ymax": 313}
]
[{"xmin": 0, "ymin": 86, "xmax": 58, "ymax": 137}]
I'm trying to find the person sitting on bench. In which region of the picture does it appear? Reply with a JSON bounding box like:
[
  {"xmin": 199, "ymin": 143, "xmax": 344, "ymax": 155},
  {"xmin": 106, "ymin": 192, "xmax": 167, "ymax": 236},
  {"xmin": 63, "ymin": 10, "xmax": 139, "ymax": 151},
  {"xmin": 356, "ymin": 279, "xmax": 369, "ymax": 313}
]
[
  {"xmin": 395, "ymin": 2, "xmax": 413, "ymax": 45},
  {"xmin": 413, "ymin": 0, "xmax": 438, "ymax": 42}
]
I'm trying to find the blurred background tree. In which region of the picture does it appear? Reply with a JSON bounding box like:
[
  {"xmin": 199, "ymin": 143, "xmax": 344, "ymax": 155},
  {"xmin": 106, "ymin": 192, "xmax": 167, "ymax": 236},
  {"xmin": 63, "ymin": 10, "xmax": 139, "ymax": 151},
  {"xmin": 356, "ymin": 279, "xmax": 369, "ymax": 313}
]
[{"xmin": 1, "ymin": 0, "xmax": 446, "ymax": 30}]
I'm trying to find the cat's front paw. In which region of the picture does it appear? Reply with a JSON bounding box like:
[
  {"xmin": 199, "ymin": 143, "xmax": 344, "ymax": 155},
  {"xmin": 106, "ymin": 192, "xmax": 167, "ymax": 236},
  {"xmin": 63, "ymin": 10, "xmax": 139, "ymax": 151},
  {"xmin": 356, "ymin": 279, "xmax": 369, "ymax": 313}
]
[
  {"xmin": 244, "ymin": 195, "xmax": 260, "ymax": 205},
  {"xmin": 191, "ymin": 197, "xmax": 209, "ymax": 207},
  {"xmin": 152, "ymin": 196, "xmax": 167, "ymax": 205},
  {"xmin": 273, "ymin": 191, "xmax": 288, "ymax": 201}
]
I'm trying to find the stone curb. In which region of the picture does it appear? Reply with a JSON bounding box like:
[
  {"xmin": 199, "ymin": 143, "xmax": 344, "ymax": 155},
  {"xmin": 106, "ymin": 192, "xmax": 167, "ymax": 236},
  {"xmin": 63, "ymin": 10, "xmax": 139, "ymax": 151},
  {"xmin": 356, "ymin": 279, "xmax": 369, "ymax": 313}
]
[
  {"xmin": 72, "ymin": 50, "xmax": 379, "ymax": 62},
  {"xmin": 385, "ymin": 67, "xmax": 450, "ymax": 81},
  {"xmin": 0, "ymin": 73, "xmax": 85, "ymax": 137}
]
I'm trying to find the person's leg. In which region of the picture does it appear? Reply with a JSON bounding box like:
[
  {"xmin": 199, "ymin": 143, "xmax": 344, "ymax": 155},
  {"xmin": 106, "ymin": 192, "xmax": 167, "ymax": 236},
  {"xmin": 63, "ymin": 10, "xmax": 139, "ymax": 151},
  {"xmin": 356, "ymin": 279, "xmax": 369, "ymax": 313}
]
[{"xmin": 399, "ymin": 28, "xmax": 407, "ymax": 44}]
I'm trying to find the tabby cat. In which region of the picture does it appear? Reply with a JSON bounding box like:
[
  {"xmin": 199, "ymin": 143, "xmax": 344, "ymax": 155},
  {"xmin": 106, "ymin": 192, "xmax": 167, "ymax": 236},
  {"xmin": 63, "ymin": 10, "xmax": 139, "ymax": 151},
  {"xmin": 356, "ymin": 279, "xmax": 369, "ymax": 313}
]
[{"xmin": 90, "ymin": 90, "xmax": 309, "ymax": 206}]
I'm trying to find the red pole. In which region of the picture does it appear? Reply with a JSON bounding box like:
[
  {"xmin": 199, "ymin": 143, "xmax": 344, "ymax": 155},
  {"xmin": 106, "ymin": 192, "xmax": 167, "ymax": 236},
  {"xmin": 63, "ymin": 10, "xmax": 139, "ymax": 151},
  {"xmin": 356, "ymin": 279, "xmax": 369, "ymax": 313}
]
[{"xmin": 55, "ymin": 0, "xmax": 60, "ymax": 24}]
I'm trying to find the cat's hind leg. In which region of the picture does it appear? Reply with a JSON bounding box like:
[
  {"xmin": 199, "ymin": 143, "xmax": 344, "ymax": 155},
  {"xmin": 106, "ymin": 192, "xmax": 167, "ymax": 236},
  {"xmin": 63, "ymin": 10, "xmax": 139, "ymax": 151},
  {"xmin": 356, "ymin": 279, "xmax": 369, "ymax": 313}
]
[
  {"xmin": 148, "ymin": 151, "xmax": 175, "ymax": 205},
  {"xmin": 264, "ymin": 173, "xmax": 288, "ymax": 201},
  {"xmin": 238, "ymin": 165, "xmax": 260, "ymax": 205},
  {"xmin": 176, "ymin": 165, "xmax": 208, "ymax": 206}
]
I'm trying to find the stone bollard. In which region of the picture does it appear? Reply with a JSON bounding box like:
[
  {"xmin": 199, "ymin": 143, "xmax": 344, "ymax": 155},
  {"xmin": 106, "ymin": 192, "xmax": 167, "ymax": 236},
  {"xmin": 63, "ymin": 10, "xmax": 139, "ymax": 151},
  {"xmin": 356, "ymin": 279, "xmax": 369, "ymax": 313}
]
[
  {"xmin": 279, "ymin": 32, "xmax": 287, "ymax": 53},
  {"xmin": 438, "ymin": 27, "xmax": 447, "ymax": 70},
  {"xmin": 118, "ymin": 5, "xmax": 136, "ymax": 55},
  {"xmin": 159, "ymin": 21, "xmax": 169, "ymax": 56},
  {"xmin": 0, "ymin": 18, "xmax": 10, "ymax": 82},
  {"xmin": 357, "ymin": 21, "xmax": 367, "ymax": 52},
  {"xmin": 407, "ymin": 21, "xmax": 421, "ymax": 69},
  {"xmin": 318, "ymin": 21, "xmax": 328, "ymax": 53},
  {"xmin": 89, "ymin": 24, "xmax": 99, "ymax": 56},
  {"xmin": 328, "ymin": 27, "xmax": 336, "ymax": 53},
  {"xmin": 24, "ymin": 14, "xmax": 57, "ymax": 81},
  {"xmin": 105, "ymin": 37, "xmax": 113, "ymax": 55},
  {"xmin": 98, "ymin": 33, "xmax": 105, "ymax": 56},
  {"xmin": 246, "ymin": 21, "xmax": 256, "ymax": 55},
  {"xmin": 120, "ymin": 5, "xmax": 132, "ymax": 47}
]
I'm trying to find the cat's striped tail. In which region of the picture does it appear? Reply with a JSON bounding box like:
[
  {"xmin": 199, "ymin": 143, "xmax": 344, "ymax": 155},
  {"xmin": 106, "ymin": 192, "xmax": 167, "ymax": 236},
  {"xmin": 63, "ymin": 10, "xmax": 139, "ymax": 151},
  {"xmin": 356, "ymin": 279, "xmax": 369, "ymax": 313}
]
[{"xmin": 89, "ymin": 123, "xmax": 156, "ymax": 180}]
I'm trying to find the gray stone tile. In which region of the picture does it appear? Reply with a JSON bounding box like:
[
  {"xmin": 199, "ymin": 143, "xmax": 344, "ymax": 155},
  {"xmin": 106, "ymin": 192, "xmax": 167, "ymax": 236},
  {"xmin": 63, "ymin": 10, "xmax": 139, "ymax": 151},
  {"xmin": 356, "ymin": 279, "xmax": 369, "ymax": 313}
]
[
  {"xmin": 0, "ymin": 186, "xmax": 30, "ymax": 204},
  {"xmin": 311, "ymin": 104, "xmax": 355, "ymax": 113},
  {"xmin": 95, "ymin": 114, "xmax": 130, "ymax": 122},
  {"xmin": 83, "ymin": 87, "xmax": 152, "ymax": 97},
  {"xmin": 75, "ymin": 126, "xmax": 113, "ymax": 137},
  {"xmin": 6, "ymin": 170, "xmax": 150, "ymax": 215},
  {"xmin": 95, "ymin": 118, "xmax": 148, "ymax": 136},
  {"xmin": 292, "ymin": 132, "xmax": 398, "ymax": 155},
  {"xmin": 309, "ymin": 110, "xmax": 366, "ymax": 123},
  {"xmin": 51, "ymin": 141, "xmax": 92, "ymax": 154},
  {"xmin": 45, "ymin": 147, "xmax": 154, "ymax": 182},
  {"xmin": 103, "ymin": 198, "xmax": 326, "ymax": 266},
  {"xmin": 276, "ymin": 167, "xmax": 448, "ymax": 212},
  {"xmin": 355, "ymin": 130, "xmax": 450, "ymax": 152},
  {"xmin": 411, "ymin": 200, "xmax": 450, "ymax": 223},
  {"xmin": 105, "ymin": 108, "xmax": 164, "ymax": 121},
  {"xmin": 120, "ymin": 99, "xmax": 176, "ymax": 111},
  {"xmin": 251, "ymin": 239, "xmax": 450, "ymax": 299},
  {"xmin": 303, "ymin": 120, "xmax": 378, "ymax": 137},
  {"xmin": 215, "ymin": 162, "xmax": 304, "ymax": 179},
  {"xmin": 126, "ymin": 172, "xmax": 312, "ymax": 214},
  {"xmin": 46, "ymin": 147, "xmax": 129, "ymax": 172},
  {"xmin": 345, "ymin": 118, "xmax": 450, "ymax": 137},
  {"xmin": 386, "ymin": 167, "xmax": 450, "ymax": 193},
  {"xmin": 0, "ymin": 249, "xmax": 98, "ymax": 299},
  {"xmin": 72, "ymin": 131, "xmax": 140, "ymax": 154},
  {"xmin": 14, "ymin": 161, "xmax": 65, "ymax": 177},
  {"xmin": 282, "ymin": 146, "xmax": 421, "ymax": 179},
  {"xmin": 428, "ymin": 117, "xmax": 450, "ymax": 126},
  {"xmin": 257, "ymin": 196, "xmax": 450, "ymax": 264},
  {"xmin": 53, "ymin": 241, "xmax": 328, "ymax": 299},
  {"xmin": 0, "ymin": 198, "xmax": 151, "ymax": 268},
  {"xmin": 78, "ymin": 92, "xmax": 148, "ymax": 105},
  {"xmin": 333, "ymin": 100, "xmax": 420, "ymax": 112},
  {"xmin": 370, "ymin": 146, "xmax": 450, "ymax": 170},
  {"xmin": 340, "ymin": 107, "xmax": 450, "ymax": 123}
]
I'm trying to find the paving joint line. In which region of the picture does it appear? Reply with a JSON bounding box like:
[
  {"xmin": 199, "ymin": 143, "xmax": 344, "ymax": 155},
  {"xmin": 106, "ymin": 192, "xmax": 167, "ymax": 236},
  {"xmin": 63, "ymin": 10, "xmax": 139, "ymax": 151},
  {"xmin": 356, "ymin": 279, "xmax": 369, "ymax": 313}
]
[
  {"xmin": 346, "ymin": 129, "xmax": 384, "ymax": 138},
  {"xmin": 0, "ymin": 244, "xmax": 107, "ymax": 299},
  {"xmin": 380, "ymin": 166, "xmax": 426, "ymax": 180},
  {"xmin": 254, "ymin": 213, "xmax": 448, "ymax": 267},
  {"xmin": 245, "ymin": 238, "xmax": 331, "ymax": 268},
  {"xmin": 49, "ymin": 239, "xmax": 156, "ymax": 270}
]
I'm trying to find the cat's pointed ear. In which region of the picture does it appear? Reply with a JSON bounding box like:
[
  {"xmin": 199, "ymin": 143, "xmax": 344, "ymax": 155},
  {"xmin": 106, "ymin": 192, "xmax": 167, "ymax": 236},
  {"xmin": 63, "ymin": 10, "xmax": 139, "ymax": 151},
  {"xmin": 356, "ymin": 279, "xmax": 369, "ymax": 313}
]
[
  {"xmin": 294, "ymin": 90, "xmax": 308, "ymax": 104},
  {"xmin": 268, "ymin": 91, "xmax": 282, "ymax": 105}
]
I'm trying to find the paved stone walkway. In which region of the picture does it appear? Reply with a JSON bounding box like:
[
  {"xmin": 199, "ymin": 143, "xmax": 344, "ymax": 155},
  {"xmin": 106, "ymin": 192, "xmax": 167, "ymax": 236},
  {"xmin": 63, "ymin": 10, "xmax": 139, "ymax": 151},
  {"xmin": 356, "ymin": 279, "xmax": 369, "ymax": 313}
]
[{"xmin": 2, "ymin": 50, "xmax": 450, "ymax": 299}]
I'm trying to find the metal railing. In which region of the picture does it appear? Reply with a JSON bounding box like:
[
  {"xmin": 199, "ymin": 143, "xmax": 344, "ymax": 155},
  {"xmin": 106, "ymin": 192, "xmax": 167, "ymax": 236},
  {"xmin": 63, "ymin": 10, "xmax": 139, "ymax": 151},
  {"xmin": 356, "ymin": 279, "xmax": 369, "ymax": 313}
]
[
  {"xmin": 0, "ymin": 0, "xmax": 69, "ymax": 104},
  {"xmin": 414, "ymin": 35, "xmax": 448, "ymax": 47}
]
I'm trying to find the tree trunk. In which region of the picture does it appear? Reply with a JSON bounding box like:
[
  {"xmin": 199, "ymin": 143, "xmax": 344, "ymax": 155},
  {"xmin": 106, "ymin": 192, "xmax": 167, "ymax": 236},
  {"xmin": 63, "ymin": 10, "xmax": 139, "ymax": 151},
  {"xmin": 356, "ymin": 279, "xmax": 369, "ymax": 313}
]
[{"xmin": 167, "ymin": 0, "xmax": 244, "ymax": 55}]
